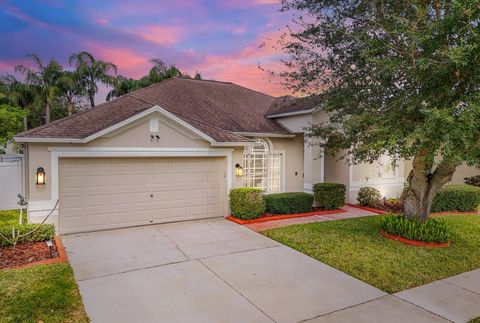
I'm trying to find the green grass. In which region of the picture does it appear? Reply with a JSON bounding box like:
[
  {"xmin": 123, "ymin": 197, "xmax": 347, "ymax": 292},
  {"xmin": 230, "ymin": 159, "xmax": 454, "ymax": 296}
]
[
  {"xmin": 263, "ymin": 214, "xmax": 480, "ymax": 293},
  {"xmin": 0, "ymin": 209, "xmax": 27, "ymax": 228},
  {"xmin": 0, "ymin": 263, "xmax": 89, "ymax": 322}
]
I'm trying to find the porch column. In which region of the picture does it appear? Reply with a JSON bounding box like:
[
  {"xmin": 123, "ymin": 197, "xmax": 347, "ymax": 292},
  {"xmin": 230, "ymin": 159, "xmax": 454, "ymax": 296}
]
[{"xmin": 304, "ymin": 138, "xmax": 324, "ymax": 193}]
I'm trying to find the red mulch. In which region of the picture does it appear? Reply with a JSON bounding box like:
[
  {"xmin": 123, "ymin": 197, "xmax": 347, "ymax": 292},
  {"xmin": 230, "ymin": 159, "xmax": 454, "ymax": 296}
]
[{"xmin": 0, "ymin": 240, "xmax": 59, "ymax": 269}]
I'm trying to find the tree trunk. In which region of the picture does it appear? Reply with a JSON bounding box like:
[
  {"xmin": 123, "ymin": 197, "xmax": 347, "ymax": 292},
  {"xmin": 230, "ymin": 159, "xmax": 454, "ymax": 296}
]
[
  {"xmin": 88, "ymin": 92, "xmax": 95, "ymax": 107},
  {"xmin": 45, "ymin": 102, "xmax": 50, "ymax": 124},
  {"xmin": 402, "ymin": 151, "xmax": 459, "ymax": 221},
  {"xmin": 67, "ymin": 101, "xmax": 73, "ymax": 116},
  {"xmin": 23, "ymin": 115, "xmax": 28, "ymax": 131}
]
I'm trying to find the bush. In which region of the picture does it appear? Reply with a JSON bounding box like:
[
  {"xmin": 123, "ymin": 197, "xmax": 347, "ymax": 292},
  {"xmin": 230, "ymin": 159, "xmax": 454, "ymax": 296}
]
[
  {"xmin": 357, "ymin": 187, "xmax": 382, "ymax": 207},
  {"xmin": 313, "ymin": 183, "xmax": 346, "ymax": 210},
  {"xmin": 0, "ymin": 223, "xmax": 55, "ymax": 247},
  {"xmin": 381, "ymin": 214, "xmax": 451, "ymax": 243},
  {"xmin": 465, "ymin": 175, "xmax": 480, "ymax": 187},
  {"xmin": 265, "ymin": 192, "xmax": 314, "ymax": 214},
  {"xmin": 229, "ymin": 188, "xmax": 266, "ymax": 220},
  {"xmin": 431, "ymin": 185, "xmax": 480, "ymax": 212}
]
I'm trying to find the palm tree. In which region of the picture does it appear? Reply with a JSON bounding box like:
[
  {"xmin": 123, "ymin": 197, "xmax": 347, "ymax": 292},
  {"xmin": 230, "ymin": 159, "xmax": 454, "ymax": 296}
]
[
  {"xmin": 69, "ymin": 51, "xmax": 117, "ymax": 107},
  {"xmin": 0, "ymin": 75, "xmax": 35, "ymax": 130},
  {"xmin": 106, "ymin": 76, "xmax": 141, "ymax": 101},
  {"xmin": 58, "ymin": 70, "xmax": 84, "ymax": 115},
  {"xmin": 15, "ymin": 55, "xmax": 63, "ymax": 124}
]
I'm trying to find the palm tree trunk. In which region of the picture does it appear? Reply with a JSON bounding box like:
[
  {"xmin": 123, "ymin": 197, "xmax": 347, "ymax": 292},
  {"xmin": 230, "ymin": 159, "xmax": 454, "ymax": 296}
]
[
  {"xmin": 88, "ymin": 92, "xmax": 95, "ymax": 107},
  {"xmin": 45, "ymin": 102, "xmax": 50, "ymax": 124}
]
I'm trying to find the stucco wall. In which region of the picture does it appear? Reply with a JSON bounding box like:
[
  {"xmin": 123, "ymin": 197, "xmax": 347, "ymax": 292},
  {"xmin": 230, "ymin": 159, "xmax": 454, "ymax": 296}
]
[{"xmin": 404, "ymin": 160, "xmax": 480, "ymax": 184}]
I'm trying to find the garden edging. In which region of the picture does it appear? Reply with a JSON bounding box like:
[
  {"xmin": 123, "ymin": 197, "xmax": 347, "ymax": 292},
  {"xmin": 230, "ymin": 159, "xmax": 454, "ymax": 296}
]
[
  {"xmin": 380, "ymin": 229, "xmax": 450, "ymax": 248},
  {"xmin": 226, "ymin": 209, "xmax": 347, "ymax": 224},
  {"xmin": 4, "ymin": 236, "xmax": 68, "ymax": 270}
]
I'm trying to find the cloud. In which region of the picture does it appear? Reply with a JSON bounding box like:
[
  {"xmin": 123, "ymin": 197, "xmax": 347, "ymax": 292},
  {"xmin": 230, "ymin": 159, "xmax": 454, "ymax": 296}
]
[{"xmin": 136, "ymin": 25, "xmax": 182, "ymax": 47}]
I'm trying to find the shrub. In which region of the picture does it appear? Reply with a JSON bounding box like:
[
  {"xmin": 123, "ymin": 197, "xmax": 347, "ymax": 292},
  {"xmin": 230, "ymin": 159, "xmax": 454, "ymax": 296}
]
[
  {"xmin": 313, "ymin": 183, "xmax": 346, "ymax": 210},
  {"xmin": 431, "ymin": 185, "xmax": 480, "ymax": 212},
  {"xmin": 465, "ymin": 175, "xmax": 480, "ymax": 187},
  {"xmin": 0, "ymin": 223, "xmax": 55, "ymax": 247},
  {"xmin": 381, "ymin": 214, "xmax": 451, "ymax": 243},
  {"xmin": 357, "ymin": 187, "xmax": 382, "ymax": 207},
  {"xmin": 229, "ymin": 188, "xmax": 266, "ymax": 220},
  {"xmin": 265, "ymin": 192, "xmax": 314, "ymax": 214}
]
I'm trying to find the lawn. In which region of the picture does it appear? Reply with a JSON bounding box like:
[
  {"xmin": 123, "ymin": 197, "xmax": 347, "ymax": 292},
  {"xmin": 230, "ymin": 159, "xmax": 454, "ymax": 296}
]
[
  {"xmin": 263, "ymin": 214, "xmax": 480, "ymax": 293},
  {"xmin": 0, "ymin": 210, "xmax": 89, "ymax": 322},
  {"xmin": 0, "ymin": 209, "xmax": 27, "ymax": 228}
]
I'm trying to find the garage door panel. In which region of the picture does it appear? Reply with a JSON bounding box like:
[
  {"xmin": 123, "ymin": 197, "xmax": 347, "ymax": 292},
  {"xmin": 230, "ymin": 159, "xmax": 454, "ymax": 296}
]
[{"xmin": 59, "ymin": 157, "xmax": 226, "ymax": 234}]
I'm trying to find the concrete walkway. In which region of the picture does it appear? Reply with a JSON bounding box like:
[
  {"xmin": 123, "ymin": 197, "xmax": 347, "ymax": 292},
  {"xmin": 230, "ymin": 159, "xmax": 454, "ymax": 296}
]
[
  {"xmin": 62, "ymin": 218, "xmax": 385, "ymax": 323},
  {"xmin": 245, "ymin": 205, "xmax": 379, "ymax": 232}
]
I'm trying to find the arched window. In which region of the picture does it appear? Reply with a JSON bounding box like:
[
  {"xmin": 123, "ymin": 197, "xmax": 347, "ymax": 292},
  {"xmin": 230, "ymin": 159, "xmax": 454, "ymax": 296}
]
[{"xmin": 243, "ymin": 138, "xmax": 281, "ymax": 193}]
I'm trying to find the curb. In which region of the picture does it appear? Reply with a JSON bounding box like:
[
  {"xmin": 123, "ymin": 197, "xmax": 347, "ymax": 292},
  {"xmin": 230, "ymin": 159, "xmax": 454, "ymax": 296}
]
[{"xmin": 380, "ymin": 229, "xmax": 450, "ymax": 248}]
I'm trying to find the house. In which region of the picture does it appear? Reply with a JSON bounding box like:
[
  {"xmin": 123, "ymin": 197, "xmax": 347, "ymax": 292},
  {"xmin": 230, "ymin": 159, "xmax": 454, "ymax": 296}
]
[{"xmin": 14, "ymin": 77, "xmax": 479, "ymax": 234}]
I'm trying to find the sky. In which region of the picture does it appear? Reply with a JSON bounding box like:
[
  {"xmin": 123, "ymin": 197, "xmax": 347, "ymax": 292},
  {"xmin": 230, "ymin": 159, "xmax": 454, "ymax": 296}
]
[{"xmin": 0, "ymin": 0, "xmax": 296, "ymax": 103}]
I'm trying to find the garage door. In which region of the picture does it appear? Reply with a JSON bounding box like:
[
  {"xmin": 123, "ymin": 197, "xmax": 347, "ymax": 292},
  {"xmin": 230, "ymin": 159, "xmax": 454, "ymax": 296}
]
[{"xmin": 59, "ymin": 157, "xmax": 226, "ymax": 234}]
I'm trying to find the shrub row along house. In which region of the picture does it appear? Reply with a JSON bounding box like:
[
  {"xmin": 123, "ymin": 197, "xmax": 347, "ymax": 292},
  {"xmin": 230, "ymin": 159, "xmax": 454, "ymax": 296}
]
[{"xmin": 14, "ymin": 77, "xmax": 480, "ymax": 234}]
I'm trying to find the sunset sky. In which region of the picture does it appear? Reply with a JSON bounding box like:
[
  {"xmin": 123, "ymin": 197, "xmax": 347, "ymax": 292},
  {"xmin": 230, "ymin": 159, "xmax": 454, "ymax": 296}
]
[{"xmin": 0, "ymin": 0, "xmax": 295, "ymax": 102}]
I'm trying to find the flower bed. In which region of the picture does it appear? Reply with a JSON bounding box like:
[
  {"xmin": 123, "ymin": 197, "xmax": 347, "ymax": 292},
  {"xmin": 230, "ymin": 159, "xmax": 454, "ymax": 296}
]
[
  {"xmin": 380, "ymin": 230, "xmax": 450, "ymax": 248},
  {"xmin": 0, "ymin": 236, "xmax": 67, "ymax": 270},
  {"xmin": 227, "ymin": 208, "xmax": 347, "ymax": 225}
]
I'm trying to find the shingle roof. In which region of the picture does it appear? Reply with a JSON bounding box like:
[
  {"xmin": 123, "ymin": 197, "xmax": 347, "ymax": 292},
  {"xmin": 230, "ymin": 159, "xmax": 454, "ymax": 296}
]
[
  {"xmin": 265, "ymin": 95, "xmax": 322, "ymax": 117},
  {"xmin": 16, "ymin": 77, "xmax": 293, "ymax": 143}
]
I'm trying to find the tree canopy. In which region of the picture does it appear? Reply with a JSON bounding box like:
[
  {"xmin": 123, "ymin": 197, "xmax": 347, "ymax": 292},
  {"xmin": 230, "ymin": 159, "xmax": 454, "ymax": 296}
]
[{"xmin": 279, "ymin": 0, "xmax": 480, "ymax": 219}]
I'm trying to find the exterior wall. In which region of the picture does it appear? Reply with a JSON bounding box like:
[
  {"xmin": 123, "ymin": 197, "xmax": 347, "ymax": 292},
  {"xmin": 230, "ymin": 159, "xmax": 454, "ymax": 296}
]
[
  {"xmin": 324, "ymin": 150, "xmax": 349, "ymax": 186},
  {"xmin": 404, "ymin": 160, "xmax": 480, "ymax": 184}
]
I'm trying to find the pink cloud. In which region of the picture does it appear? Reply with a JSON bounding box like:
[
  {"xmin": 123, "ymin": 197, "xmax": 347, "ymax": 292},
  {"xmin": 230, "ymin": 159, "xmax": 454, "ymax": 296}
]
[
  {"xmin": 136, "ymin": 25, "xmax": 182, "ymax": 47},
  {"xmin": 86, "ymin": 43, "xmax": 150, "ymax": 78}
]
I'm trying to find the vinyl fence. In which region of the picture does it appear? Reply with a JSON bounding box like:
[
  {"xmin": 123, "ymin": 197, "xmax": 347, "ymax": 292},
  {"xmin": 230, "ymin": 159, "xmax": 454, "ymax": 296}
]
[{"xmin": 0, "ymin": 154, "xmax": 24, "ymax": 210}]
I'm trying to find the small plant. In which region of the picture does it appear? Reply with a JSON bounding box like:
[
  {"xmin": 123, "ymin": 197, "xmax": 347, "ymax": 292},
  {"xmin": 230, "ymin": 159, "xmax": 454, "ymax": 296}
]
[
  {"xmin": 357, "ymin": 187, "xmax": 382, "ymax": 207},
  {"xmin": 229, "ymin": 188, "xmax": 266, "ymax": 220},
  {"xmin": 383, "ymin": 197, "xmax": 404, "ymax": 213},
  {"xmin": 0, "ymin": 224, "xmax": 55, "ymax": 247},
  {"xmin": 465, "ymin": 175, "xmax": 480, "ymax": 187},
  {"xmin": 313, "ymin": 183, "xmax": 346, "ymax": 210},
  {"xmin": 265, "ymin": 192, "xmax": 313, "ymax": 214},
  {"xmin": 381, "ymin": 214, "xmax": 451, "ymax": 243},
  {"xmin": 431, "ymin": 184, "xmax": 480, "ymax": 212}
]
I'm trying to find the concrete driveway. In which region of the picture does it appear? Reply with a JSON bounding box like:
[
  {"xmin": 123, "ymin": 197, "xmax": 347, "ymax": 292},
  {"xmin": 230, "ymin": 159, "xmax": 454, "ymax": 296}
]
[{"xmin": 63, "ymin": 218, "xmax": 386, "ymax": 323}]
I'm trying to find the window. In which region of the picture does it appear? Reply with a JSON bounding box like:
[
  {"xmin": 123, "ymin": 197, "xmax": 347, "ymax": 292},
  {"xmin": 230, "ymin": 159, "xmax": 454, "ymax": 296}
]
[{"xmin": 243, "ymin": 139, "xmax": 281, "ymax": 193}]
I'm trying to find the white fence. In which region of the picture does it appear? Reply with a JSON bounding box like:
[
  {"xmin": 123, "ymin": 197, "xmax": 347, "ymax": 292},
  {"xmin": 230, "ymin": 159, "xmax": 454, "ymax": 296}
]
[{"xmin": 0, "ymin": 154, "xmax": 23, "ymax": 210}]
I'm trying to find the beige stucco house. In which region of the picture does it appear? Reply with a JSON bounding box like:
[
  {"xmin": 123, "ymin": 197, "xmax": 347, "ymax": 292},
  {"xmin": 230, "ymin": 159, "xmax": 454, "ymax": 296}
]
[{"xmin": 14, "ymin": 77, "xmax": 479, "ymax": 234}]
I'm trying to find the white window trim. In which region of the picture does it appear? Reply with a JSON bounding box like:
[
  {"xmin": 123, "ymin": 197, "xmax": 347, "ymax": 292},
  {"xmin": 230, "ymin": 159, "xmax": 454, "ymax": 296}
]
[{"xmin": 242, "ymin": 138, "xmax": 285, "ymax": 193}]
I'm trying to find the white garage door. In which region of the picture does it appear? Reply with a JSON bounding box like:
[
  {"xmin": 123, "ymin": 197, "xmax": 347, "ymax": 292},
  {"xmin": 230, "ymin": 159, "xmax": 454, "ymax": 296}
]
[{"xmin": 59, "ymin": 157, "xmax": 226, "ymax": 234}]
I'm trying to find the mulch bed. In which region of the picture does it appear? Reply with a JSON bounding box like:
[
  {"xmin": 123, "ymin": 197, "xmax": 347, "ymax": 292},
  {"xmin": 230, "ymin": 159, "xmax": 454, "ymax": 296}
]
[{"xmin": 0, "ymin": 240, "xmax": 59, "ymax": 270}]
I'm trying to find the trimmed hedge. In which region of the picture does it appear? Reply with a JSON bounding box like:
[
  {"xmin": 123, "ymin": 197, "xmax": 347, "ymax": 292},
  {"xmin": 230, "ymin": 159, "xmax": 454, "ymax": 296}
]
[
  {"xmin": 265, "ymin": 192, "xmax": 314, "ymax": 214},
  {"xmin": 313, "ymin": 183, "xmax": 346, "ymax": 210},
  {"xmin": 0, "ymin": 223, "xmax": 55, "ymax": 247},
  {"xmin": 381, "ymin": 214, "xmax": 451, "ymax": 243},
  {"xmin": 229, "ymin": 188, "xmax": 266, "ymax": 220},
  {"xmin": 357, "ymin": 187, "xmax": 382, "ymax": 207},
  {"xmin": 431, "ymin": 185, "xmax": 480, "ymax": 212}
]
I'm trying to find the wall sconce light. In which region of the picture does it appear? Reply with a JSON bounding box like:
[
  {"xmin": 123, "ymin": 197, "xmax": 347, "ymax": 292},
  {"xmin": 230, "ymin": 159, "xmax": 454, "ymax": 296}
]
[
  {"xmin": 235, "ymin": 164, "xmax": 244, "ymax": 177},
  {"xmin": 36, "ymin": 167, "xmax": 46, "ymax": 185}
]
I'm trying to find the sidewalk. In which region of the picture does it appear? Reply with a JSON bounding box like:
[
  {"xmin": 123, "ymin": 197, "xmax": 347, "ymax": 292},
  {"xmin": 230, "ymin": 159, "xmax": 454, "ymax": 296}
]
[{"xmin": 245, "ymin": 205, "xmax": 379, "ymax": 232}]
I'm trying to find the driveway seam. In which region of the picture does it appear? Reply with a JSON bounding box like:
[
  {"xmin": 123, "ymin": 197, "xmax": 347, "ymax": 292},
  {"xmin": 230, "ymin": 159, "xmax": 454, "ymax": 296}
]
[
  {"xmin": 442, "ymin": 279, "xmax": 480, "ymax": 297},
  {"xmin": 194, "ymin": 244, "xmax": 281, "ymax": 261},
  {"xmin": 297, "ymin": 295, "xmax": 387, "ymax": 322},
  {"xmin": 154, "ymin": 226, "xmax": 190, "ymax": 259},
  {"xmin": 75, "ymin": 259, "xmax": 192, "ymax": 282},
  {"xmin": 197, "ymin": 259, "xmax": 277, "ymax": 323},
  {"xmin": 392, "ymin": 294, "xmax": 455, "ymax": 323}
]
